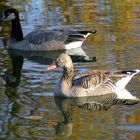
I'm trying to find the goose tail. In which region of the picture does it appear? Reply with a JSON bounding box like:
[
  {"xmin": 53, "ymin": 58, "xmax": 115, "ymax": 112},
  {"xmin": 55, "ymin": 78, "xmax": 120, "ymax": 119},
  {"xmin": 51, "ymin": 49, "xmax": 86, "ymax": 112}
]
[
  {"xmin": 88, "ymin": 30, "xmax": 97, "ymax": 34},
  {"xmin": 121, "ymin": 69, "xmax": 140, "ymax": 75},
  {"xmin": 115, "ymin": 69, "xmax": 140, "ymax": 90},
  {"xmin": 65, "ymin": 30, "xmax": 97, "ymax": 49},
  {"xmin": 134, "ymin": 69, "xmax": 140, "ymax": 74},
  {"xmin": 78, "ymin": 30, "xmax": 97, "ymax": 37}
]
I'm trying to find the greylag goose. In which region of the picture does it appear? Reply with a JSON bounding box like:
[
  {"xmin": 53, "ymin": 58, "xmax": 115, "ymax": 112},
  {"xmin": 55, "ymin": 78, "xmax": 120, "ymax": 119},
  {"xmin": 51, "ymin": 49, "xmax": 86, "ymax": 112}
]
[
  {"xmin": 0, "ymin": 8, "xmax": 96, "ymax": 51},
  {"xmin": 47, "ymin": 53, "xmax": 140, "ymax": 98}
]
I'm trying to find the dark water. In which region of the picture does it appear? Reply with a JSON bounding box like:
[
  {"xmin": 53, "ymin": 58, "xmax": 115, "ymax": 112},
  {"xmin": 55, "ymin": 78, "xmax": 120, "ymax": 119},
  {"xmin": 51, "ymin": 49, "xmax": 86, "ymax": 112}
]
[{"xmin": 0, "ymin": 0, "xmax": 140, "ymax": 139}]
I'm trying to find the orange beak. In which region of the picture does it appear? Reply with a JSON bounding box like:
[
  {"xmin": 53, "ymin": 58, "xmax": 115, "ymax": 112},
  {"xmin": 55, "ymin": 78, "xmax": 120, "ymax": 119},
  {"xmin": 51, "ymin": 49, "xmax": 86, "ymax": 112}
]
[{"xmin": 47, "ymin": 62, "xmax": 57, "ymax": 70}]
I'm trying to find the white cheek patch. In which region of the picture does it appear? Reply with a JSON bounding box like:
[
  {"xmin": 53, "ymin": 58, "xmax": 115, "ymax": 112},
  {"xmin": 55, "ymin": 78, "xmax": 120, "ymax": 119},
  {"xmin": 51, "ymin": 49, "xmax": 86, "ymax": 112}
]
[{"xmin": 5, "ymin": 13, "xmax": 16, "ymax": 21}]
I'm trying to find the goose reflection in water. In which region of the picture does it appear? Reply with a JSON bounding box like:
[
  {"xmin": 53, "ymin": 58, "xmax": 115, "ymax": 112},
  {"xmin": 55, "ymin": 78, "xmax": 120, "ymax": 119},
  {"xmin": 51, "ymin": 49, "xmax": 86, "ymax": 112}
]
[
  {"xmin": 54, "ymin": 92, "xmax": 139, "ymax": 137},
  {"xmin": 0, "ymin": 52, "xmax": 23, "ymax": 87},
  {"xmin": 2, "ymin": 88, "xmax": 140, "ymax": 138},
  {"xmin": 8, "ymin": 46, "xmax": 96, "ymax": 65},
  {"xmin": 1, "ymin": 53, "xmax": 41, "ymax": 119}
]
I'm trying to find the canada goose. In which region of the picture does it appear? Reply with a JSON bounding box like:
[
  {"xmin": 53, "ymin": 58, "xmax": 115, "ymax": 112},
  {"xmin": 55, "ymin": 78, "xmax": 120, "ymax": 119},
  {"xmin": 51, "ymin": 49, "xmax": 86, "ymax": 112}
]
[
  {"xmin": 47, "ymin": 53, "xmax": 140, "ymax": 98},
  {"xmin": 0, "ymin": 8, "xmax": 96, "ymax": 51}
]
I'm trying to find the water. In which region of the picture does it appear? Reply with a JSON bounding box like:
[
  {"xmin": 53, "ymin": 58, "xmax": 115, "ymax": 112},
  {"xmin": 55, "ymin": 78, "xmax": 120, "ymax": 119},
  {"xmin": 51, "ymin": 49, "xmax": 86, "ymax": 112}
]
[{"xmin": 0, "ymin": 0, "xmax": 140, "ymax": 139}]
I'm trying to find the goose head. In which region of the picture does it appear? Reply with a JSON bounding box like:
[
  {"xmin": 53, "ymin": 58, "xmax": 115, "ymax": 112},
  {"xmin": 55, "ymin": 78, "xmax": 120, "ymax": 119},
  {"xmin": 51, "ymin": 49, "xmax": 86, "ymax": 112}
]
[
  {"xmin": 48, "ymin": 54, "xmax": 73, "ymax": 70},
  {"xmin": 0, "ymin": 8, "xmax": 19, "ymax": 21}
]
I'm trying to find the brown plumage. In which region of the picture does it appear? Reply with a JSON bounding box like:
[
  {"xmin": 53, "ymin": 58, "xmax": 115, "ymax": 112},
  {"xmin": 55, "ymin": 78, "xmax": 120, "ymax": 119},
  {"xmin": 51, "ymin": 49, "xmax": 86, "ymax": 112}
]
[{"xmin": 48, "ymin": 54, "xmax": 140, "ymax": 98}]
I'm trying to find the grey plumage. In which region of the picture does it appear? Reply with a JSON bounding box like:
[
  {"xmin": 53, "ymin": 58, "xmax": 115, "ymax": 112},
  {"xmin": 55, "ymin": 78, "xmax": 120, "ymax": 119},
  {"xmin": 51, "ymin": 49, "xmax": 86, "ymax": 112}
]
[
  {"xmin": 24, "ymin": 29, "xmax": 96, "ymax": 45},
  {"xmin": 0, "ymin": 8, "xmax": 96, "ymax": 51},
  {"xmin": 48, "ymin": 54, "xmax": 140, "ymax": 98}
]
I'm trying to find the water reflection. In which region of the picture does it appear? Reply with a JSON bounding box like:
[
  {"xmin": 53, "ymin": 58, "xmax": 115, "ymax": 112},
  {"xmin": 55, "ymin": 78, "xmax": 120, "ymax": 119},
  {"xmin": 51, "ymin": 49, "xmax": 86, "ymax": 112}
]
[
  {"xmin": 2, "ymin": 84, "xmax": 139, "ymax": 139},
  {"xmin": 1, "ymin": 53, "xmax": 23, "ymax": 86},
  {"xmin": 54, "ymin": 94, "xmax": 116, "ymax": 137},
  {"xmin": 5, "ymin": 87, "xmax": 39, "ymax": 119},
  {"xmin": 8, "ymin": 47, "xmax": 96, "ymax": 65},
  {"xmin": 54, "ymin": 93, "xmax": 139, "ymax": 137}
]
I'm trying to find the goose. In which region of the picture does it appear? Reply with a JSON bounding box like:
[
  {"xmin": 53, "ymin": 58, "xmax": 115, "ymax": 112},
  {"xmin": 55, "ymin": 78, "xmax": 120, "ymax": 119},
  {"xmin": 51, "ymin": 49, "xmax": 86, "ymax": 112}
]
[
  {"xmin": 0, "ymin": 8, "xmax": 96, "ymax": 51},
  {"xmin": 47, "ymin": 53, "xmax": 140, "ymax": 98}
]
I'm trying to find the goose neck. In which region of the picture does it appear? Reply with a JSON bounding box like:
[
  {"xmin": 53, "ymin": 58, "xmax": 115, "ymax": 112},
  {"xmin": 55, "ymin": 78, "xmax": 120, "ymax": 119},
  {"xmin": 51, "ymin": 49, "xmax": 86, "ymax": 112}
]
[
  {"xmin": 11, "ymin": 18, "xmax": 23, "ymax": 41},
  {"xmin": 62, "ymin": 67, "xmax": 74, "ymax": 87}
]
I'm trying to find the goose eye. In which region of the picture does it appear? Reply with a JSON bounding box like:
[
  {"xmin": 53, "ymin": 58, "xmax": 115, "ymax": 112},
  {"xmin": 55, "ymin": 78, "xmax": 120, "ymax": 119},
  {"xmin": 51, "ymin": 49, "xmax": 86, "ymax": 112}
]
[
  {"xmin": 57, "ymin": 58, "xmax": 61, "ymax": 62},
  {"xmin": 56, "ymin": 58, "xmax": 62, "ymax": 66}
]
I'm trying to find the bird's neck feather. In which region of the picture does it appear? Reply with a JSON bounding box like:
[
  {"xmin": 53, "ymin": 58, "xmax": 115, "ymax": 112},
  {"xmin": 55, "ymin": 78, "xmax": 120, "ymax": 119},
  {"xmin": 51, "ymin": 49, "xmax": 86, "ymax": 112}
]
[
  {"xmin": 62, "ymin": 66, "xmax": 74, "ymax": 88},
  {"xmin": 11, "ymin": 18, "xmax": 23, "ymax": 41}
]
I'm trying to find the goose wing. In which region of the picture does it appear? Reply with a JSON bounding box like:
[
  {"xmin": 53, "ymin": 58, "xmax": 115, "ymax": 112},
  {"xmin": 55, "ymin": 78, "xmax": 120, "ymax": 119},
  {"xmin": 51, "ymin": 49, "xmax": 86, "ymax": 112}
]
[
  {"xmin": 24, "ymin": 30, "xmax": 68, "ymax": 45},
  {"xmin": 73, "ymin": 70, "xmax": 111, "ymax": 89},
  {"xmin": 73, "ymin": 70, "xmax": 139, "ymax": 89},
  {"xmin": 24, "ymin": 29, "xmax": 96, "ymax": 45}
]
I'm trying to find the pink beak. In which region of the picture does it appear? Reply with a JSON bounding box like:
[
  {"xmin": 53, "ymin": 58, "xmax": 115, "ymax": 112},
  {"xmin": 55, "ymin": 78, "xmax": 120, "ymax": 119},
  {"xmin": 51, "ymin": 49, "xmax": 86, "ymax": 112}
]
[{"xmin": 47, "ymin": 63, "xmax": 57, "ymax": 70}]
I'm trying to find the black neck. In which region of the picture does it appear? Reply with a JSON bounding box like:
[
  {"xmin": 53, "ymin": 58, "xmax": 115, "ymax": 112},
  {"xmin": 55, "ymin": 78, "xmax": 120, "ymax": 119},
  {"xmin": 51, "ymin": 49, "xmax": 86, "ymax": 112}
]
[{"xmin": 11, "ymin": 18, "xmax": 23, "ymax": 41}]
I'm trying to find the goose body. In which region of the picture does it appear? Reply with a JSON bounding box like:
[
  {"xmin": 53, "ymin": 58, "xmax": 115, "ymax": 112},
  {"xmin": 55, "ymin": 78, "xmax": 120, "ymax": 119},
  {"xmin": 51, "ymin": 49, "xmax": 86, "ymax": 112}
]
[
  {"xmin": 0, "ymin": 8, "xmax": 96, "ymax": 51},
  {"xmin": 48, "ymin": 54, "xmax": 140, "ymax": 98}
]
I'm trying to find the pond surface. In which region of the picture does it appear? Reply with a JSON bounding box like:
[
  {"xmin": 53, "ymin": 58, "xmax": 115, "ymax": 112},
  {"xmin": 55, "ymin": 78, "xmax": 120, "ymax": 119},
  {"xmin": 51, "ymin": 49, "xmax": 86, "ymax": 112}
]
[{"xmin": 0, "ymin": 0, "xmax": 140, "ymax": 139}]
